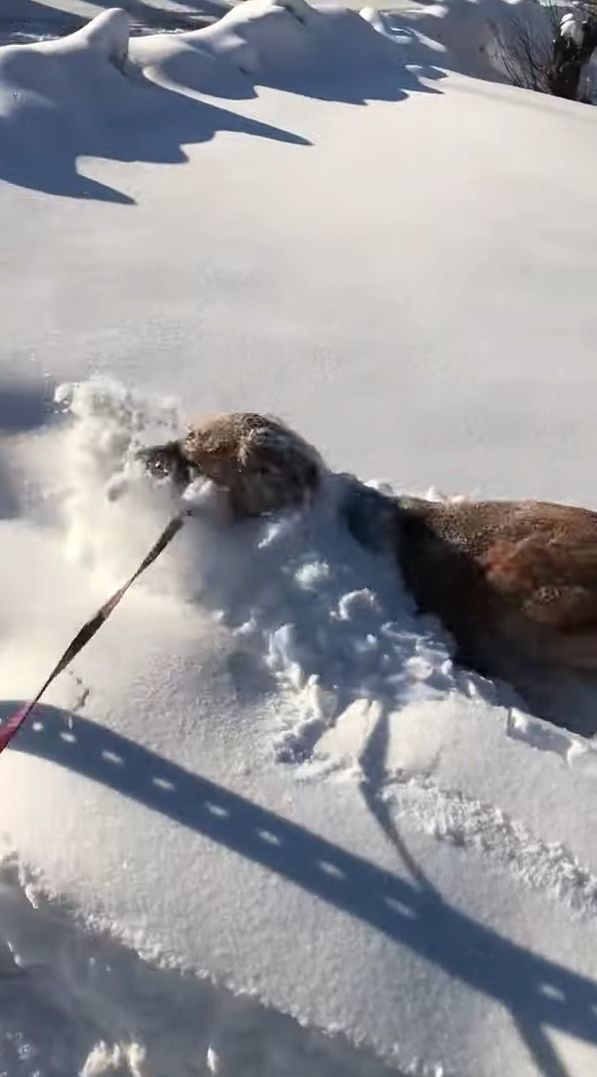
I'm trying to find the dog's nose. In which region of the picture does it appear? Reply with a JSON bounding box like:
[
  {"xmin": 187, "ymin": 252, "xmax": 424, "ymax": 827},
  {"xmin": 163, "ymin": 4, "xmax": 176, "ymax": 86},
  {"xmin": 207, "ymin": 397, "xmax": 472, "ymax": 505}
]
[{"xmin": 137, "ymin": 442, "xmax": 193, "ymax": 487}]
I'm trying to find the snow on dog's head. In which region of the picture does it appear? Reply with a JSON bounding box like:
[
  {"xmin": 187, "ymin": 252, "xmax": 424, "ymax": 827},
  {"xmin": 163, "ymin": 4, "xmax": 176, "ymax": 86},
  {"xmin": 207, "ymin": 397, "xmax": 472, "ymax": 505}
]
[
  {"xmin": 54, "ymin": 382, "xmax": 326, "ymax": 607},
  {"xmin": 54, "ymin": 379, "xmax": 190, "ymax": 592},
  {"xmin": 181, "ymin": 412, "xmax": 323, "ymax": 518}
]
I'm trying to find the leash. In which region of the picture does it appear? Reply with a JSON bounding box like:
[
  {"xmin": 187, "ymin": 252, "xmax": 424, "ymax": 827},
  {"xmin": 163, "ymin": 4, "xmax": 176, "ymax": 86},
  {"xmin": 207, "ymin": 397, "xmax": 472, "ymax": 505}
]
[{"xmin": 0, "ymin": 512, "xmax": 188, "ymax": 755}]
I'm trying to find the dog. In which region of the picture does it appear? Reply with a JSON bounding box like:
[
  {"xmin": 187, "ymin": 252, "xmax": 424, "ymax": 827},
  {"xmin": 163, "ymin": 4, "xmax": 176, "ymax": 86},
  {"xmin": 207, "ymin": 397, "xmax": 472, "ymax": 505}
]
[
  {"xmin": 140, "ymin": 413, "xmax": 597, "ymax": 729},
  {"xmin": 139, "ymin": 412, "xmax": 322, "ymax": 518}
]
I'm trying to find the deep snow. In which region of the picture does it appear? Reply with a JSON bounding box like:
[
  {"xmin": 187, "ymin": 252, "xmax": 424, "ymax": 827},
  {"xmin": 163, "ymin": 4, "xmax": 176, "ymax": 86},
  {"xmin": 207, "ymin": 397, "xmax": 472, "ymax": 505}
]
[{"xmin": 2, "ymin": 3, "xmax": 597, "ymax": 1075}]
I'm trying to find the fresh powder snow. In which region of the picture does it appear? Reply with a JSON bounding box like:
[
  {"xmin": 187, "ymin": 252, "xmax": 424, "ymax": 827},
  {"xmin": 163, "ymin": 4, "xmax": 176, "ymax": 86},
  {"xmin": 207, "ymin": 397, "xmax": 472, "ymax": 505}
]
[{"xmin": 1, "ymin": 3, "xmax": 597, "ymax": 1075}]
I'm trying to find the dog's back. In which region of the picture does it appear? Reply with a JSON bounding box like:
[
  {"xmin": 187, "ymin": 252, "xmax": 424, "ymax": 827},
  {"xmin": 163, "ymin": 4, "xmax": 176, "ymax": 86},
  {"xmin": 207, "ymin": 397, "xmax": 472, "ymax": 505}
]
[{"xmin": 393, "ymin": 497, "xmax": 597, "ymax": 674}]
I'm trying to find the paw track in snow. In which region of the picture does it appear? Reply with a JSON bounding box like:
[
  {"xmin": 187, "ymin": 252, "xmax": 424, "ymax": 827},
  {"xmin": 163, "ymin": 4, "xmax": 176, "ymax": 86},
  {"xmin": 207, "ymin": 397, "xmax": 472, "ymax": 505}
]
[{"xmin": 380, "ymin": 774, "xmax": 597, "ymax": 918}]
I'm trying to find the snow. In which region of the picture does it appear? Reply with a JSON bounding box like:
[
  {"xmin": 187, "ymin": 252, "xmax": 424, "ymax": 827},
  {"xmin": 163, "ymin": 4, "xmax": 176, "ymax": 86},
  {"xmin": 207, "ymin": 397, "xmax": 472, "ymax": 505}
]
[
  {"xmin": 560, "ymin": 11, "xmax": 584, "ymax": 48},
  {"xmin": 2, "ymin": 2, "xmax": 597, "ymax": 1075}
]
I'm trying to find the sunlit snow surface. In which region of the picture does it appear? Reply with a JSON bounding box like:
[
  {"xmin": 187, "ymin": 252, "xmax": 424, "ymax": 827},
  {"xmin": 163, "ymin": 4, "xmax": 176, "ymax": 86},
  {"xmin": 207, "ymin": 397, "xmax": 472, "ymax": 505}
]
[{"xmin": 2, "ymin": 3, "xmax": 597, "ymax": 1075}]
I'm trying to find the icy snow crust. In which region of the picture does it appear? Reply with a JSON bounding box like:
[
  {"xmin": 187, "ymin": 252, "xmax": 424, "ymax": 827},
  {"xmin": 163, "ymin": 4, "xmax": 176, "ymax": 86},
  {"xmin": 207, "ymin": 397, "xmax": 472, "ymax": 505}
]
[{"xmin": 2, "ymin": 3, "xmax": 597, "ymax": 1076}]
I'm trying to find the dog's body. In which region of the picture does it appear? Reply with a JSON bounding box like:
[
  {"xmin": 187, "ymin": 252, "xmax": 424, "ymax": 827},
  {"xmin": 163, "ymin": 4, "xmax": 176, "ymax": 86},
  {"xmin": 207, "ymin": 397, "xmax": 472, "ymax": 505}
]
[
  {"xmin": 141, "ymin": 413, "xmax": 597, "ymax": 723},
  {"xmin": 392, "ymin": 496, "xmax": 597, "ymax": 673}
]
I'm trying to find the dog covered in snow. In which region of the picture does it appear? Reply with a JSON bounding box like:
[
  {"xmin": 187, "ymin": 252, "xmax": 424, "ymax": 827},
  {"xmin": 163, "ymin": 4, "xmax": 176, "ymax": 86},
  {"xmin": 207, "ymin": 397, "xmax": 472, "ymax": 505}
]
[
  {"xmin": 140, "ymin": 412, "xmax": 322, "ymax": 518},
  {"xmin": 141, "ymin": 413, "xmax": 597, "ymax": 720}
]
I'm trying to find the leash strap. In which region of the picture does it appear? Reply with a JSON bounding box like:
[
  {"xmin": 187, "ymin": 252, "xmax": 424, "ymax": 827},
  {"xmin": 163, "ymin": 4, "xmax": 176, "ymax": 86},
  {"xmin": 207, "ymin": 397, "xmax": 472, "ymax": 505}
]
[{"xmin": 0, "ymin": 512, "xmax": 187, "ymax": 755}]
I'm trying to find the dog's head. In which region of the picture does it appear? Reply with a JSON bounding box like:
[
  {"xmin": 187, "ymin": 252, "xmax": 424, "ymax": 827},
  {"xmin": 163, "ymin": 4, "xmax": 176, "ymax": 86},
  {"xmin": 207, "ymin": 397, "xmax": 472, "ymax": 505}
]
[
  {"xmin": 182, "ymin": 413, "xmax": 323, "ymax": 517},
  {"xmin": 139, "ymin": 413, "xmax": 323, "ymax": 519},
  {"xmin": 136, "ymin": 440, "xmax": 192, "ymax": 486}
]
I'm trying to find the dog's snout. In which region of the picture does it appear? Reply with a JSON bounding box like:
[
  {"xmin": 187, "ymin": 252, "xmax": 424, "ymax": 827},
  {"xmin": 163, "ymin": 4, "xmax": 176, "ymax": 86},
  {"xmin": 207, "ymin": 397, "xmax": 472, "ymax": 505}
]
[{"xmin": 138, "ymin": 441, "xmax": 193, "ymax": 487}]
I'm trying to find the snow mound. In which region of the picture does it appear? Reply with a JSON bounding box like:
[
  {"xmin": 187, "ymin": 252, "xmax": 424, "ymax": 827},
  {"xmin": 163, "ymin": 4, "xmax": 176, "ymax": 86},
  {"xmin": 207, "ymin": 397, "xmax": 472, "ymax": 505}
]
[
  {"xmin": 0, "ymin": 4, "xmax": 316, "ymax": 203},
  {"xmin": 68, "ymin": 7, "xmax": 130, "ymax": 66},
  {"xmin": 0, "ymin": 0, "xmax": 585, "ymax": 210},
  {"xmin": 0, "ymin": 8, "xmax": 140, "ymax": 203},
  {"xmin": 132, "ymin": 0, "xmax": 408, "ymax": 97},
  {"xmin": 8, "ymin": 0, "xmax": 550, "ymax": 204},
  {"xmin": 0, "ymin": 8, "xmax": 130, "ymax": 127},
  {"xmin": 355, "ymin": 0, "xmax": 568, "ymax": 89}
]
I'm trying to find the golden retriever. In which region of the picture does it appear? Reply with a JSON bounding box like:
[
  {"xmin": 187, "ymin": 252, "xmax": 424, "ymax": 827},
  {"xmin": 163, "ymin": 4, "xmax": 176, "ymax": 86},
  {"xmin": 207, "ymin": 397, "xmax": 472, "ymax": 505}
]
[{"xmin": 141, "ymin": 412, "xmax": 597, "ymax": 724}]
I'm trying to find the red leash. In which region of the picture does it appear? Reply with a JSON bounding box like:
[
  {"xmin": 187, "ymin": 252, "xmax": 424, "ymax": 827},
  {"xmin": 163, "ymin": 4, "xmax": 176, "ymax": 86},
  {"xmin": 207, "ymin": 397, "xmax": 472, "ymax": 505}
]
[{"xmin": 0, "ymin": 512, "xmax": 187, "ymax": 755}]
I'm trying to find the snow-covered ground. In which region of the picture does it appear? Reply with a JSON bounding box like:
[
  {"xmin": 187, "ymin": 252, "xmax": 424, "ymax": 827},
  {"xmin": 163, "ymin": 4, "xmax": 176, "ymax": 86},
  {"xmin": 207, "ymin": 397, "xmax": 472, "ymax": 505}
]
[{"xmin": 2, "ymin": 3, "xmax": 597, "ymax": 1075}]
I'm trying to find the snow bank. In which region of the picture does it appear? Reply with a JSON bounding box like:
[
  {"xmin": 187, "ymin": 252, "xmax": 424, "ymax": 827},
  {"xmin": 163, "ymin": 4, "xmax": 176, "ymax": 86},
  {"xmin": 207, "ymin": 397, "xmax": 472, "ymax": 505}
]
[
  {"xmin": 0, "ymin": 0, "xmax": 580, "ymax": 211},
  {"xmin": 0, "ymin": 8, "xmax": 130, "ymax": 123},
  {"xmin": 0, "ymin": 3, "xmax": 315, "ymax": 203},
  {"xmin": 66, "ymin": 7, "xmax": 130, "ymax": 66},
  {"xmin": 0, "ymin": 8, "xmax": 138, "ymax": 202},
  {"xmin": 132, "ymin": 0, "xmax": 404, "ymax": 95}
]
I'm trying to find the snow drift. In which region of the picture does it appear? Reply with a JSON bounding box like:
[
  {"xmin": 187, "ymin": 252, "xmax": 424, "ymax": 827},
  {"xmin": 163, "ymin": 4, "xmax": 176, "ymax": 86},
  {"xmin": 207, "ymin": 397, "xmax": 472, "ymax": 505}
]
[
  {"xmin": 0, "ymin": 6, "xmax": 313, "ymax": 203},
  {"xmin": 0, "ymin": 0, "xmax": 442, "ymax": 203}
]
